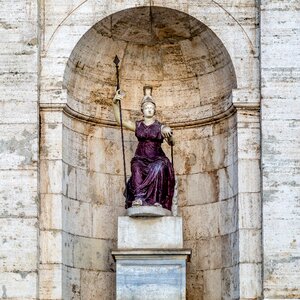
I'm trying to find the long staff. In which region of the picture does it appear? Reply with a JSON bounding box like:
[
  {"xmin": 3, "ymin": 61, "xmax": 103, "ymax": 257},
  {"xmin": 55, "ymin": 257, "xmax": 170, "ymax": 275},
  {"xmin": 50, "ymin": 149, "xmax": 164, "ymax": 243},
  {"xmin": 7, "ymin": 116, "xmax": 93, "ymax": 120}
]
[
  {"xmin": 113, "ymin": 55, "xmax": 127, "ymax": 192},
  {"xmin": 171, "ymin": 143, "xmax": 174, "ymax": 168}
]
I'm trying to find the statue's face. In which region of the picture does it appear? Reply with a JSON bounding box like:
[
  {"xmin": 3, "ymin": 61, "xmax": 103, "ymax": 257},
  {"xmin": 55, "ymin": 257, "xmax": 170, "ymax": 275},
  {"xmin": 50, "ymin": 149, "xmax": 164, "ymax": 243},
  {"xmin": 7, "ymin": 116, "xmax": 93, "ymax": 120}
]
[{"xmin": 142, "ymin": 102, "xmax": 156, "ymax": 117}]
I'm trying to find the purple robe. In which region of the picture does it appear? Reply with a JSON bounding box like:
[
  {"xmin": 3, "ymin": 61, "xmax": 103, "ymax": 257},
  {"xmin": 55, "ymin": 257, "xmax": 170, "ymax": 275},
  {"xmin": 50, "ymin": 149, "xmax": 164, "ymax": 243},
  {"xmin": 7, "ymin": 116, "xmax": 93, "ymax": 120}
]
[{"xmin": 126, "ymin": 120, "xmax": 175, "ymax": 211}]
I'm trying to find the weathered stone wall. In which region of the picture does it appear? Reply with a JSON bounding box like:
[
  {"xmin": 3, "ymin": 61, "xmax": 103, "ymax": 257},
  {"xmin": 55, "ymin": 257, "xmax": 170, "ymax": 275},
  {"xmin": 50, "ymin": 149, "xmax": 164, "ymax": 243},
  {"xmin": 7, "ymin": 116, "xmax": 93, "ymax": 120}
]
[
  {"xmin": 39, "ymin": 108, "xmax": 129, "ymax": 298},
  {"xmin": 0, "ymin": 0, "xmax": 260, "ymax": 298},
  {"xmin": 61, "ymin": 116, "xmax": 127, "ymax": 298},
  {"xmin": 178, "ymin": 116, "xmax": 239, "ymax": 299},
  {"xmin": 7, "ymin": 0, "xmax": 300, "ymax": 299},
  {"xmin": 56, "ymin": 4, "xmax": 253, "ymax": 299},
  {"xmin": 261, "ymin": 1, "xmax": 300, "ymax": 298},
  {"xmin": 0, "ymin": 1, "xmax": 39, "ymax": 298}
]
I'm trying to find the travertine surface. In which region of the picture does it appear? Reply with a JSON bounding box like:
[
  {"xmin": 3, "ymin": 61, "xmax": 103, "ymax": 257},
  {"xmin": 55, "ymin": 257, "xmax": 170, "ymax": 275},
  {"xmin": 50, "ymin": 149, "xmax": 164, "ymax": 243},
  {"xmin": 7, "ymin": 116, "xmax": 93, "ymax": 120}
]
[
  {"xmin": 261, "ymin": 0, "xmax": 300, "ymax": 298},
  {"xmin": 115, "ymin": 257, "xmax": 187, "ymax": 300},
  {"xmin": 113, "ymin": 217, "xmax": 190, "ymax": 300},
  {"xmin": 0, "ymin": 0, "xmax": 38, "ymax": 299},
  {"xmin": 118, "ymin": 216, "xmax": 183, "ymax": 249},
  {"xmin": 1, "ymin": 0, "xmax": 299, "ymax": 299}
]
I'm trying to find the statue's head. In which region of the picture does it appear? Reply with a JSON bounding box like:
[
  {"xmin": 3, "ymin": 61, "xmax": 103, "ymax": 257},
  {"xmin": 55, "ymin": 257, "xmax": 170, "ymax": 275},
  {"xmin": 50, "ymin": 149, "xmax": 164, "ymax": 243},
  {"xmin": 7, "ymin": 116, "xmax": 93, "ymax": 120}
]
[{"xmin": 141, "ymin": 86, "xmax": 156, "ymax": 113}]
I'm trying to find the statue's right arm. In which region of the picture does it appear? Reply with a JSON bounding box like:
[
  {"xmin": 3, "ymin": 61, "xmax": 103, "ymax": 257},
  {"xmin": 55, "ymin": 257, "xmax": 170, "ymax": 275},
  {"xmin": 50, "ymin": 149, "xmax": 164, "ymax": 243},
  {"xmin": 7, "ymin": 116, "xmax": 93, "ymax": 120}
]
[{"xmin": 112, "ymin": 92, "xmax": 136, "ymax": 132}]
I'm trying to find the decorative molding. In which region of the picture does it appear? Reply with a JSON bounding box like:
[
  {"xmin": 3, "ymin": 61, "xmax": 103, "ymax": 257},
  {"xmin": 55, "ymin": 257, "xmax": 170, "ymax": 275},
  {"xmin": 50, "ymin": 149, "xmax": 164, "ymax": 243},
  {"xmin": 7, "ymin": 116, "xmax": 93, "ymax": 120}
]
[
  {"xmin": 171, "ymin": 104, "xmax": 236, "ymax": 128},
  {"xmin": 233, "ymin": 102, "xmax": 260, "ymax": 111},
  {"xmin": 40, "ymin": 103, "xmax": 238, "ymax": 128},
  {"xmin": 63, "ymin": 104, "xmax": 115, "ymax": 126},
  {"xmin": 40, "ymin": 103, "xmax": 65, "ymax": 112},
  {"xmin": 232, "ymin": 88, "xmax": 260, "ymax": 111}
]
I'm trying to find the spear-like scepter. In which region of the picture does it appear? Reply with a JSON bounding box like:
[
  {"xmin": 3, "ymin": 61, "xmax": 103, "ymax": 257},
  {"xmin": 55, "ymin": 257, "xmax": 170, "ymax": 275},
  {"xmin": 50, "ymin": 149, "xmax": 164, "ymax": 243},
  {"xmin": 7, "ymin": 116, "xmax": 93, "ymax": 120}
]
[
  {"xmin": 113, "ymin": 55, "xmax": 127, "ymax": 193},
  {"xmin": 171, "ymin": 143, "xmax": 174, "ymax": 168}
]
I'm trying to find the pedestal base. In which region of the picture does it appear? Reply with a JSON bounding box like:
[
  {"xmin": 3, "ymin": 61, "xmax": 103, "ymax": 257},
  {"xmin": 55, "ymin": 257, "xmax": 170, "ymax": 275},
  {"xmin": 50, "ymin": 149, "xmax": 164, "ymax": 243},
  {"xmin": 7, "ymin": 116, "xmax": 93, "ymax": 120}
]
[
  {"xmin": 127, "ymin": 206, "xmax": 172, "ymax": 217},
  {"xmin": 113, "ymin": 216, "xmax": 191, "ymax": 299},
  {"xmin": 112, "ymin": 250, "xmax": 191, "ymax": 300}
]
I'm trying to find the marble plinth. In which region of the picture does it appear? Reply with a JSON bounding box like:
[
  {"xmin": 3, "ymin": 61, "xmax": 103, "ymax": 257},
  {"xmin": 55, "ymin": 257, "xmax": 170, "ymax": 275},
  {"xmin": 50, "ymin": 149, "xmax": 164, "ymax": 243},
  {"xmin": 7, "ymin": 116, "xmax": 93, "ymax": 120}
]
[
  {"xmin": 117, "ymin": 216, "xmax": 183, "ymax": 249},
  {"xmin": 112, "ymin": 250, "xmax": 191, "ymax": 300}
]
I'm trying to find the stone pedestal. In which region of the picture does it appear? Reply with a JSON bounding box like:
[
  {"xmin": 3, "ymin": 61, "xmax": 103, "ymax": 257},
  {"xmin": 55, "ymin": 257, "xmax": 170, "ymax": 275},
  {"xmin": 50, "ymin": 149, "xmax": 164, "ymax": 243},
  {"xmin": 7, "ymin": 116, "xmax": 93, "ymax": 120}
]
[
  {"xmin": 118, "ymin": 216, "xmax": 183, "ymax": 249},
  {"xmin": 112, "ymin": 213, "xmax": 191, "ymax": 300}
]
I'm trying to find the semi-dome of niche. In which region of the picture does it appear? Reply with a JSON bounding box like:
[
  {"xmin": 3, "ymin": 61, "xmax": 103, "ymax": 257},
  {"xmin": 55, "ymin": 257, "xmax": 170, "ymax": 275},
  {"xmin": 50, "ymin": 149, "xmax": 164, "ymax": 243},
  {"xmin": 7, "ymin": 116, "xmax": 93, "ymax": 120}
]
[{"xmin": 64, "ymin": 6, "xmax": 237, "ymax": 126}]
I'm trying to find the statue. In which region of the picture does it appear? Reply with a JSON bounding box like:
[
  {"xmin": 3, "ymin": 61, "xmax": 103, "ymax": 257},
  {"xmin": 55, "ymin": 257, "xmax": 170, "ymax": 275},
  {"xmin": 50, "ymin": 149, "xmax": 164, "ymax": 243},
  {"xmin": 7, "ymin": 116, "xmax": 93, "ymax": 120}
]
[{"xmin": 112, "ymin": 86, "xmax": 175, "ymax": 211}]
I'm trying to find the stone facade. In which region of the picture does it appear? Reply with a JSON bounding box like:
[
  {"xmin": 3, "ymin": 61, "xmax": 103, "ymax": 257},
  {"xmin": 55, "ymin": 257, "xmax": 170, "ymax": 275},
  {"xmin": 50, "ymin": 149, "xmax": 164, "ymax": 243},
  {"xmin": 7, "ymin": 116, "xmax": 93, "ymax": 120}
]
[
  {"xmin": 261, "ymin": 1, "xmax": 300, "ymax": 298},
  {"xmin": 0, "ymin": 0, "xmax": 39, "ymax": 298},
  {"xmin": 0, "ymin": 1, "xmax": 299, "ymax": 299}
]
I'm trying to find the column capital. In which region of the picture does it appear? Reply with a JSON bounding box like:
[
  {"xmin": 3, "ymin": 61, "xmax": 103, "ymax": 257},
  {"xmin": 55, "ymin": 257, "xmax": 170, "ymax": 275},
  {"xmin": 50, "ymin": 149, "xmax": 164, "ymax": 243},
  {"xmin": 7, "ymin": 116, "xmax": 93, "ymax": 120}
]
[{"xmin": 232, "ymin": 88, "xmax": 260, "ymax": 110}]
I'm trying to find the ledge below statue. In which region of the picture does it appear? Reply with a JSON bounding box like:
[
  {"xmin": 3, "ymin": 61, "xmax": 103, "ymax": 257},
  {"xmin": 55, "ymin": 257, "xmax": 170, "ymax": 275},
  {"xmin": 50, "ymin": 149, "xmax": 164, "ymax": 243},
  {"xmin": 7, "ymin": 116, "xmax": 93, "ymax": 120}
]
[{"xmin": 127, "ymin": 206, "xmax": 172, "ymax": 217}]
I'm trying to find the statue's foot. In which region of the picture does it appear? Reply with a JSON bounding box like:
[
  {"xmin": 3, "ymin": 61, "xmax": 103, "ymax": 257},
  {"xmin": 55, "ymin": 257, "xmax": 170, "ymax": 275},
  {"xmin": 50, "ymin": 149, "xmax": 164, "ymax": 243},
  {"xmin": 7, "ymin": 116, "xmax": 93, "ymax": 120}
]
[
  {"xmin": 154, "ymin": 202, "xmax": 162, "ymax": 207},
  {"xmin": 132, "ymin": 199, "xmax": 143, "ymax": 206}
]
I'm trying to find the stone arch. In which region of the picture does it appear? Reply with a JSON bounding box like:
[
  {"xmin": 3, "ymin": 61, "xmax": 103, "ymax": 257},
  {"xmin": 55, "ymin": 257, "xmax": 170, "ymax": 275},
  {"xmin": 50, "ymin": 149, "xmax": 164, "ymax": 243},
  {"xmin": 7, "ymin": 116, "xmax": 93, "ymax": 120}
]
[
  {"xmin": 39, "ymin": 3, "xmax": 261, "ymax": 299},
  {"xmin": 63, "ymin": 6, "xmax": 237, "ymax": 125},
  {"xmin": 40, "ymin": 1, "xmax": 258, "ymax": 107}
]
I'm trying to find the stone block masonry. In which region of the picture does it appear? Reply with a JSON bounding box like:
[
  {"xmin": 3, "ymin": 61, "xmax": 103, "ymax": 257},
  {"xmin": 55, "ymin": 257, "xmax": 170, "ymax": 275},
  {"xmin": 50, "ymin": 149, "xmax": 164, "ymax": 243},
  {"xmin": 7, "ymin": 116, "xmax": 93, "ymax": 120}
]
[
  {"xmin": 0, "ymin": 0, "xmax": 39, "ymax": 299},
  {"xmin": 261, "ymin": 0, "xmax": 300, "ymax": 298},
  {"xmin": 0, "ymin": 0, "xmax": 299, "ymax": 298}
]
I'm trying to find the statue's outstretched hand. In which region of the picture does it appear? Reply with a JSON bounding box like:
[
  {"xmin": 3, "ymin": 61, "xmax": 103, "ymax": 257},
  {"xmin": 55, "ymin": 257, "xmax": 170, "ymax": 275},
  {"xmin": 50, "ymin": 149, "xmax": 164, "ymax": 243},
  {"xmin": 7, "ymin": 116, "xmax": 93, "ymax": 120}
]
[
  {"xmin": 113, "ymin": 89, "xmax": 125, "ymax": 104},
  {"xmin": 162, "ymin": 126, "xmax": 175, "ymax": 146},
  {"xmin": 161, "ymin": 126, "xmax": 173, "ymax": 138}
]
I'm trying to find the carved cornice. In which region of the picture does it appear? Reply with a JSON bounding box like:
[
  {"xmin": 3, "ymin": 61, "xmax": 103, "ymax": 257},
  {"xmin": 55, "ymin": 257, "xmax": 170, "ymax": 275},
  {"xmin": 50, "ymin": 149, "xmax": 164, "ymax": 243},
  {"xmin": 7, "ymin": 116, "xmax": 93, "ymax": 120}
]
[
  {"xmin": 40, "ymin": 103, "xmax": 65, "ymax": 111},
  {"xmin": 233, "ymin": 102, "xmax": 260, "ymax": 111},
  {"xmin": 40, "ymin": 103, "xmax": 238, "ymax": 128},
  {"xmin": 171, "ymin": 104, "xmax": 236, "ymax": 128},
  {"xmin": 63, "ymin": 104, "xmax": 115, "ymax": 126},
  {"xmin": 231, "ymin": 88, "xmax": 260, "ymax": 111}
]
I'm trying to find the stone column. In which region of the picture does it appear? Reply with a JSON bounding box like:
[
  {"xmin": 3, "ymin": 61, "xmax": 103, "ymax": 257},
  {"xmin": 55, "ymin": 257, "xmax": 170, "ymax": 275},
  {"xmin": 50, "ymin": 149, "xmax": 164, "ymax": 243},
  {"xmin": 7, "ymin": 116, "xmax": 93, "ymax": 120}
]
[
  {"xmin": 232, "ymin": 89, "xmax": 262, "ymax": 298},
  {"xmin": 112, "ymin": 207, "xmax": 191, "ymax": 300}
]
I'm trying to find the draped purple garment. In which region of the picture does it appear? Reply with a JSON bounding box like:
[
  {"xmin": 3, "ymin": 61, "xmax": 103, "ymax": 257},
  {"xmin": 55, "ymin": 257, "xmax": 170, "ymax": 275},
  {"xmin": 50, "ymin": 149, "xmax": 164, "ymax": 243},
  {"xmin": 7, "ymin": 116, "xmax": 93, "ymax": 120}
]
[{"xmin": 125, "ymin": 120, "xmax": 175, "ymax": 211}]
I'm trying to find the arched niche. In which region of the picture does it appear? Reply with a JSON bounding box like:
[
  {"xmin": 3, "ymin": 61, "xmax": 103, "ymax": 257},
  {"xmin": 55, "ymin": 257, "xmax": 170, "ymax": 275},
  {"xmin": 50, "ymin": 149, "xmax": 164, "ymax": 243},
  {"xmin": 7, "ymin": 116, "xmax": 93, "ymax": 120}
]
[
  {"xmin": 58, "ymin": 6, "xmax": 240, "ymax": 299},
  {"xmin": 64, "ymin": 6, "xmax": 236, "ymax": 126}
]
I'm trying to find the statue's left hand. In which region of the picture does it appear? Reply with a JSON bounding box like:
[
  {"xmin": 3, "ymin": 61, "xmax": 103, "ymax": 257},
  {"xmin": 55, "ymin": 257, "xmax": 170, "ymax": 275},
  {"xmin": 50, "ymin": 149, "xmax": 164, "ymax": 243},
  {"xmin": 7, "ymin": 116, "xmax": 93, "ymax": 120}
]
[{"xmin": 161, "ymin": 126, "xmax": 173, "ymax": 138}]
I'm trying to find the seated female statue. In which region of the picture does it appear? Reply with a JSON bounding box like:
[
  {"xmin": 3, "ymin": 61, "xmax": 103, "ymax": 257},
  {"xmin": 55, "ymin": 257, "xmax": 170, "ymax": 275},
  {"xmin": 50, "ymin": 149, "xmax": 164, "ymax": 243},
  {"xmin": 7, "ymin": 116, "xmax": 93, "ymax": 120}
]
[{"xmin": 112, "ymin": 86, "xmax": 175, "ymax": 211}]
